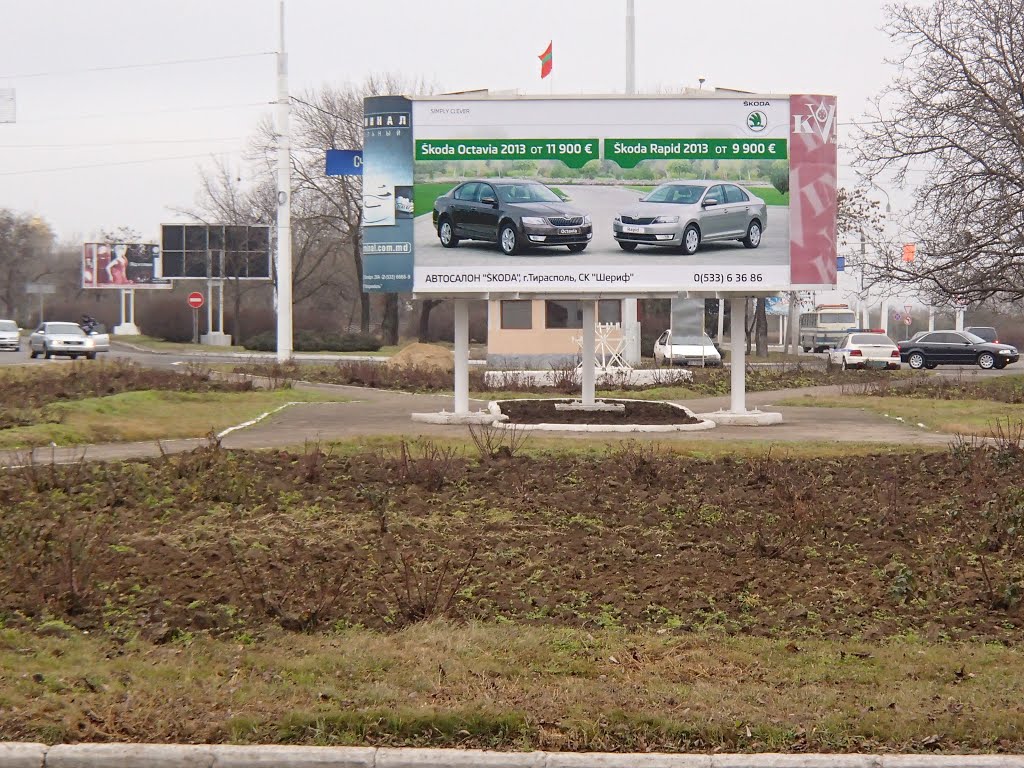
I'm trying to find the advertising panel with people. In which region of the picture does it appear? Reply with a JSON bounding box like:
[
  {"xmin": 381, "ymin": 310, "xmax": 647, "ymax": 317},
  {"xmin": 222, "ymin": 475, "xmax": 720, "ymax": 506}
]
[
  {"xmin": 81, "ymin": 243, "xmax": 171, "ymax": 289},
  {"xmin": 361, "ymin": 93, "xmax": 838, "ymax": 295}
]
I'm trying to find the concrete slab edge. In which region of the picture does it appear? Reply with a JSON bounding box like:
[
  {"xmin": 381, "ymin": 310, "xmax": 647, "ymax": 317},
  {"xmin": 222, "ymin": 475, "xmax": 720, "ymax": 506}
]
[{"xmin": 4, "ymin": 745, "xmax": 1024, "ymax": 768}]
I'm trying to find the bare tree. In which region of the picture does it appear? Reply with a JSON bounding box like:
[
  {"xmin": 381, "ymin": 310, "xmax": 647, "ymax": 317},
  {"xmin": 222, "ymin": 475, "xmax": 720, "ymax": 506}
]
[
  {"xmin": 854, "ymin": 0, "xmax": 1024, "ymax": 302},
  {"xmin": 0, "ymin": 211, "xmax": 55, "ymax": 322}
]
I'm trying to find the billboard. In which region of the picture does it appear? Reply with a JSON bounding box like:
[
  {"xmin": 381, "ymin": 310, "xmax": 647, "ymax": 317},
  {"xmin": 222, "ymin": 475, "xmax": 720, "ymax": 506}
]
[
  {"xmin": 82, "ymin": 243, "xmax": 171, "ymax": 289},
  {"xmin": 159, "ymin": 224, "xmax": 271, "ymax": 279},
  {"xmin": 361, "ymin": 94, "xmax": 837, "ymax": 295}
]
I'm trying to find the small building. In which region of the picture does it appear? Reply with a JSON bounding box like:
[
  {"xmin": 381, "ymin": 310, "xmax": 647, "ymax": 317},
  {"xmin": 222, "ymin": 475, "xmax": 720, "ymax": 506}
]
[{"xmin": 486, "ymin": 298, "xmax": 626, "ymax": 368}]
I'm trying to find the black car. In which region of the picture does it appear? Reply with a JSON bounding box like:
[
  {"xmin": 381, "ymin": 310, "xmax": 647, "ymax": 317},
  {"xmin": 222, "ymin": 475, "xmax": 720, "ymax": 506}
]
[
  {"xmin": 897, "ymin": 330, "xmax": 1019, "ymax": 370},
  {"xmin": 432, "ymin": 179, "xmax": 593, "ymax": 255}
]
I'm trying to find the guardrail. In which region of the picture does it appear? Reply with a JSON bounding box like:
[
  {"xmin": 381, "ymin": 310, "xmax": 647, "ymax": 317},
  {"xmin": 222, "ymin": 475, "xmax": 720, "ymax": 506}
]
[{"xmin": 2, "ymin": 744, "xmax": 1021, "ymax": 768}]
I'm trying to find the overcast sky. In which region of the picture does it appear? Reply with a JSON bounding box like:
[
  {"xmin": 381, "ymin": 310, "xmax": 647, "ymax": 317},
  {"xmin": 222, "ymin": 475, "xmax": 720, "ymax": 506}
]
[{"xmin": 0, "ymin": 0, "xmax": 901, "ymax": 243}]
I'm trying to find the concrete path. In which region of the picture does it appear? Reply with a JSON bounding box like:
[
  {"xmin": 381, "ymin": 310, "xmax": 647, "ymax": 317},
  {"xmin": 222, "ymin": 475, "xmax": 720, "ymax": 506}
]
[{"xmin": 0, "ymin": 382, "xmax": 953, "ymax": 468}]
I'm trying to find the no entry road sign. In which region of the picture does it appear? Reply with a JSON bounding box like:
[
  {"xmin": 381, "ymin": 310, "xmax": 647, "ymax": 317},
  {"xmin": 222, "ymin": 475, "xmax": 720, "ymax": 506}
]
[{"xmin": 187, "ymin": 292, "xmax": 204, "ymax": 310}]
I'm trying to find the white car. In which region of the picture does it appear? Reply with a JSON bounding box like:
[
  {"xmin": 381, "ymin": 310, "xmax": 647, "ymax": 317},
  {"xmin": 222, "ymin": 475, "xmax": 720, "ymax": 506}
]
[
  {"xmin": 0, "ymin": 319, "xmax": 20, "ymax": 351},
  {"xmin": 829, "ymin": 332, "xmax": 901, "ymax": 370},
  {"xmin": 653, "ymin": 330, "xmax": 722, "ymax": 367},
  {"xmin": 28, "ymin": 321, "xmax": 108, "ymax": 360}
]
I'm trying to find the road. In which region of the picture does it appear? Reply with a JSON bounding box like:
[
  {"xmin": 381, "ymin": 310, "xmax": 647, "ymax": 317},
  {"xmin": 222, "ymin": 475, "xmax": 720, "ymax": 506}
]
[{"xmin": 415, "ymin": 183, "xmax": 790, "ymax": 268}]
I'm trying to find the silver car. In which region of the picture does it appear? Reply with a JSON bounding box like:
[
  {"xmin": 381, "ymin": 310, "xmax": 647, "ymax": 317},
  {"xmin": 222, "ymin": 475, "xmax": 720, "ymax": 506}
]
[
  {"xmin": 28, "ymin": 321, "xmax": 106, "ymax": 360},
  {"xmin": 613, "ymin": 180, "xmax": 767, "ymax": 255},
  {"xmin": 0, "ymin": 319, "xmax": 20, "ymax": 351}
]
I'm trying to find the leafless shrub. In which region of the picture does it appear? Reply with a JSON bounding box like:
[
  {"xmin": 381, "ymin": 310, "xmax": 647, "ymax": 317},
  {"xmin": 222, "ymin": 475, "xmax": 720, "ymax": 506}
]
[
  {"xmin": 228, "ymin": 538, "xmax": 353, "ymax": 631},
  {"xmin": 467, "ymin": 421, "xmax": 529, "ymax": 463},
  {"xmin": 296, "ymin": 440, "xmax": 332, "ymax": 483},
  {"xmin": 607, "ymin": 441, "xmax": 668, "ymax": 488},
  {"xmin": 374, "ymin": 439, "xmax": 461, "ymax": 491},
  {"xmin": 374, "ymin": 538, "xmax": 478, "ymax": 626}
]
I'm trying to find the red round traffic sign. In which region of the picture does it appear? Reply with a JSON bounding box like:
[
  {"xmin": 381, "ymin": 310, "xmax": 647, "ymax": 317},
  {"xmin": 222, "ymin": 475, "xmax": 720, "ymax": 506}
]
[{"xmin": 187, "ymin": 291, "xmax": 204, "ymax": 310}]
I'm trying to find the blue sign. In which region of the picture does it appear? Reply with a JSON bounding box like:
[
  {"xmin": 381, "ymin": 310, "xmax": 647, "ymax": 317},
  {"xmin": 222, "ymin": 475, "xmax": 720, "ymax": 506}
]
[
  {"xmin": 837, "ymin": 255, "xmax": 846, "ymax": 272},
  {"xmin": 325, "ymin": 149, "xmax": 363, "ymax": 176}
]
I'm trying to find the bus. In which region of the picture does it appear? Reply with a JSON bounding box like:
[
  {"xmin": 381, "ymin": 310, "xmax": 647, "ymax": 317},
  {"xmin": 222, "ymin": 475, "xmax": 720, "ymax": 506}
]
[{"xmin": 799, "ymin": 304, "xmax": 859, "ymax": 352}]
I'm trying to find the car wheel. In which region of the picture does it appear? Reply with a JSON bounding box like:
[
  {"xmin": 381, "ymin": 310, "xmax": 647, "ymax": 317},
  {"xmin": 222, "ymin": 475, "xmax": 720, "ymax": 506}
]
[
  {"xmin": 86, "ymin": 352, "xmax": 97, "ymax": 360},
  {"xmin": 567, "ymin": 243, "xmax": 587, "ymax": 253},
  {"xmin": 680, "ymin": 224, "xmax": 700, "ymax": 255},
  {"xmin": 43, "ymin": 345, "xmax": 52, "ymax": 360},
  {"xmin": 841, "ymin": 358, "xmax": 848, "ymax": 371},
  {"xmin": 499, "ymin": 223, "xmax": 520, "ymax": 255},
  {"xmin": 995, "ymin": 360, "xmax": 1007, "ymax": 369},
  {"xmin": 618, "ymin": 241, "xmax": 637, "ymax": 252},
  {"xmin": 908, "ymin": 351, "xmax": 926, "ymax": 370},
  {"xmin": 978, "ymin": 352, "xmax": 996, "ymax": 370},
  {"xmin": 802, "ymin": 346, "xmax": 811, "ymax": 353},
  {"xmin": 29, "ymin": 348, "xmax": 37, "ymax": 359},
  {"xmin": 742, "ymin": 220, "xmax": 762, "ymax": 249},
  {"xmin": 438, "ymin": 217, "xmax": 459, "ymax": 248},
  {"xmin": 924, "ymin": 362, "xmax": 937, "ymax": 369}
]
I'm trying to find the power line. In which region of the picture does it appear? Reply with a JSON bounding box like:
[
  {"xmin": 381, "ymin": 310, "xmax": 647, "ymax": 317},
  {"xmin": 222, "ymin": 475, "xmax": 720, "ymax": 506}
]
[
  {"xmin": 0, "ymin": 150, "xmax": 241, "ymax": 177},
  {"xmin": 18, "ymin": 102, "xmax": 270, "ymax": 124},
  {"xmin": 0, "ymin": 138, "xmax": 244, "ymax": 149},
  {"xmin": 0, "ymin": 52, "xmax": 274, "ymax": 80}
]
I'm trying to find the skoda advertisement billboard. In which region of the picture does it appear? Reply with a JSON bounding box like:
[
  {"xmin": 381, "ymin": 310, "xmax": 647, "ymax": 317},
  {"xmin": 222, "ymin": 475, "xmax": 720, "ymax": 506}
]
[{"xmin": 361, "ymin": 94, "xmax": 837, "ymax": 294}]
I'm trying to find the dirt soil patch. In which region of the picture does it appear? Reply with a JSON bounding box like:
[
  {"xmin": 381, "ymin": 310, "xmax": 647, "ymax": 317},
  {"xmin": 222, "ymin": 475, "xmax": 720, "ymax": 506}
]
[
  {"xmin": 2, "ymin": 440, "xmax": 1024, "ymax": 644},
  {"xmin": 386, "ymin": 342, "xmax": 454, "ymax": 371},
  {"xmin": 498, "ymin": 398, "xmax": 699, "ymax": 425}
]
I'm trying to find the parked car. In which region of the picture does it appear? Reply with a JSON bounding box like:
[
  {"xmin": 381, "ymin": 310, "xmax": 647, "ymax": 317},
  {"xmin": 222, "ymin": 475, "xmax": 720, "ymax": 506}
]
[
  {"xmin": 653, "ymin": 330, "xmax": 723, "ymax": 367},
  {"xmin": 965, "ymin": 326, "xmax": 1000, "ymax": 344},
  {"xmin": 613, "ymin": 180, "xmax": 767, "ymax": 255},
  {"xmin": 828, "ymin": 332, "xmax": 901, "ymax": 370},
  {"xmin": 897, "ymin": 330, "xmax": 1019, "ymax": 370},
  {"xmin": 0, "ymin": 319, "xmax": 20, "ymax": 351},
  {"xmin": 433, "ymin": 179, "xmax": 593, "ymax": 255},
  {"xmin": 28, "ymin": 321, "xmax": 108, "ymax": 360}
]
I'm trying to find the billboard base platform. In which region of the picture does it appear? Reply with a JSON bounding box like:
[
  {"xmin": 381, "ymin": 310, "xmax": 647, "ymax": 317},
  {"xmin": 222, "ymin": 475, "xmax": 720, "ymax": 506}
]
[
  {"xmin": 200, "ymin": 332, "xmax": 233, "ymax": 347},
  {"xmin": 697, "ymin": 409, "xmax": 783, "ymax": 426},
  {"xmin": 411, "ymin": 410, "xmax": 500, "ymax": 425},
  {"xmin": 483, "ymin": 368, "xmax": 693, "ymax": 388},
  {"xmin": 112, "ymin": 323, "xmax": 140, "ymax": 336}
]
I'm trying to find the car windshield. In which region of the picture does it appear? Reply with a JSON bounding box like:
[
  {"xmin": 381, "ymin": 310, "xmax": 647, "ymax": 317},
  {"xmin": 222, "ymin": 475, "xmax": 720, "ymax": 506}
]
[
  {"xmin": 671, "ymin": 334, "xmax": 714, "ymax": 346},
  {"xmin": 851, "ymin": 334, "xmax": 894, "ymax": 345},
  {"xmin": 495, "ymin": 183, "xmax": 562, "ymax": 203},
  {"xmin": 0, "ymin": 320, "xmax": 16, "ymax": 331},
  {"xmin": 47, "ymin": 323, "xmax": 85, "ymax": 336},
  {"xmin": 963, "ymin": 331, "xmax": 987, "ymax": 344},
  {"xmin": 642, "ymin": 185, "xmax": 705, "ymax": 204}
]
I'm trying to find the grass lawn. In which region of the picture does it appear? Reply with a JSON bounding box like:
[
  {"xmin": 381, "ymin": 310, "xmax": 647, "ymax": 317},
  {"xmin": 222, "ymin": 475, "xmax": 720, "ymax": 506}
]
[
  {"xmin": 780, "ymin": 393, "xmax": 1024, "ymax": 436},
  {"xmin": 0, "ymin": 387, "xmax": 349, "ymax": 449},
  {"xmin": 114, "ymin": 334, "xmax": 248, "ymax": 353},
  {"xmin": 413, "ymin": 182, "xmax": 456, "ymax": 216},
  {"xmin": 2, "ymin": 622, "xmax": 1021, "ymax": 751}
]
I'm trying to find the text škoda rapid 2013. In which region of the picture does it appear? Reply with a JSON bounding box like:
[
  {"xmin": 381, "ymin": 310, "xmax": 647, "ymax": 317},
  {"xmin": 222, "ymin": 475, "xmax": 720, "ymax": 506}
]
[{"xmin": 424, "ymin": 272, "xmax": 637, "ymax": 285}]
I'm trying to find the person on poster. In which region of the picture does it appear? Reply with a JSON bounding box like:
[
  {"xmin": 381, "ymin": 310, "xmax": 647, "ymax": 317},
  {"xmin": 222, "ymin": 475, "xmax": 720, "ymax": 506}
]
[{"xmin": 105, "ymin": 244, "xmax": 130, "ymax": 285}]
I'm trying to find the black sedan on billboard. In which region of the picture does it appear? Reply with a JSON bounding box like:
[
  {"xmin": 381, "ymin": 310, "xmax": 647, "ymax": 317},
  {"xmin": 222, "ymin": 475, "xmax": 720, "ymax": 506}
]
[{"xmin": 432, "ymin": 180, "xmax": 593, "ymax": 255}]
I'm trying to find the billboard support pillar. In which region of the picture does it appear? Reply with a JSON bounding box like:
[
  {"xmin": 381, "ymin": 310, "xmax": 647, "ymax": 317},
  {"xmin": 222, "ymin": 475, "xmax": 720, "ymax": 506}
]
[
  {"xmin": 928, "ymin": 307, "xmax": 935, "ymax": 332},
  {"xmin": 717, "ymin": 299, "xmax": 725, "ymax": 343},
  {"xmin": 955, "ymin": 308, "xmax": 965, "ymax": 332},
  {"xmin": 582, "ymin": 301, "xmax": 596, "ymax": 406},
  {"xmin": 729, "ymin": 296, "xmax": 746, "ymax": 414},
  {"xmin": 453, "ymin": 299, "xmax": 470, "ymax": 415},
  {"xmin": 113, "ymin": 288, "xmax": 140, "ymax": 336}
]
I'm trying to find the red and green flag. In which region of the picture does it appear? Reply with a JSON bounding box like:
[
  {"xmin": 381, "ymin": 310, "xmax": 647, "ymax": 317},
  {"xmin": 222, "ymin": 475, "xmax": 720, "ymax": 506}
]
[{"xmin": 539, "ymin": 41, "xmax": 552, "ymax": 79}]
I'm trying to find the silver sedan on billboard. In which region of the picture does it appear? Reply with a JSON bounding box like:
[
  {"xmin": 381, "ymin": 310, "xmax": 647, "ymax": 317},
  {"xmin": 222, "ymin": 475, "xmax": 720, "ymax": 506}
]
[{"xmin": 613, "ymin": 181, "xmax": 767, "ymax": 255}]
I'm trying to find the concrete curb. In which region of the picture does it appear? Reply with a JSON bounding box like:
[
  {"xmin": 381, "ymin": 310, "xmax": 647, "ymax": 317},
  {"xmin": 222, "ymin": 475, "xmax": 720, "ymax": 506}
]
[{"xmin": 3, "ymin": 745, "xmax": 1024, "ymax": 768}]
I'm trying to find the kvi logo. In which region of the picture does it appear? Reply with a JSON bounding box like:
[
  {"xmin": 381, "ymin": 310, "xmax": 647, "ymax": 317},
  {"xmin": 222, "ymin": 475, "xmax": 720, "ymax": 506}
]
[{"xmin": 792, "ymin": 101, "xmax": 836, "ymax": 142}]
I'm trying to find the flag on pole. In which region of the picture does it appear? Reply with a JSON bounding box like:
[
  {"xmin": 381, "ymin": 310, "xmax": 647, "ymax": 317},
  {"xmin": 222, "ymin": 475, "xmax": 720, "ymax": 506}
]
[{"xmin": 539, "ymin": 41, "xmax": 553, "ymax": 79}]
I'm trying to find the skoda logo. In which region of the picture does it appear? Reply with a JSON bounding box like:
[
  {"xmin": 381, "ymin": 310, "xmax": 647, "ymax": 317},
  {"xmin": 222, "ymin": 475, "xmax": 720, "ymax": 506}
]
[{"xmin": 747, "ymin": 111, "xmax": 767, "ymax": 132}]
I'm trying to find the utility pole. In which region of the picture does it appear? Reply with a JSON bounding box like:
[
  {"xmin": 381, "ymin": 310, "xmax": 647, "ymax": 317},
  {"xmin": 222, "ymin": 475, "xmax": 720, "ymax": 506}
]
[
  {"xmin": 622, "ymin": 0, "xmax": 641, "ymax": 363},
  {"xmin": 275, "ymin": 0, "xmax": 293, "ymax": 363}
]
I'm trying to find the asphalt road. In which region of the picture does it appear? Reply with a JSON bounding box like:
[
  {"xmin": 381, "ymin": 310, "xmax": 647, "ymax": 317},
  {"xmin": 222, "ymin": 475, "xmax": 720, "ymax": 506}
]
[{"xmin": 415, "ymin": 184, "xmax": 790, "ymax": 268}]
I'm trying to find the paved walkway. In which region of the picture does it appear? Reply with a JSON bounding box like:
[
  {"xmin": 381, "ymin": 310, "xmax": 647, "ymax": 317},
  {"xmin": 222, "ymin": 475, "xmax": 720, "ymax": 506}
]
[{"xmin": 0, "ymin": 383, "xmax": 953, "ymax": 468}]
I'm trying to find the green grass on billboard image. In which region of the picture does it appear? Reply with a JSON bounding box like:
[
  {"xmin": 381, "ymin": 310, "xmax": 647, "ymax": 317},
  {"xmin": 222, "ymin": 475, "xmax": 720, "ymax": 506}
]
[{"xmin": 412, "ymin": 158, "xmax": 790, "ymax": 215}]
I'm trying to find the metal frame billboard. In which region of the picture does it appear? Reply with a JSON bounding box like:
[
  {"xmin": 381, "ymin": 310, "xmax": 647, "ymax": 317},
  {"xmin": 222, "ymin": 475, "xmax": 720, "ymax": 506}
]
[
  {"xmin": 159, "ymin": 224, "xmax": 272, "ymax": 280},
  {"xmin": 82, "ymin": 243, "xmax": 171, "ymax": 289},
  {"xmin": 360, "ymin": 93, "xmax": 837, "ymax": 296}
]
